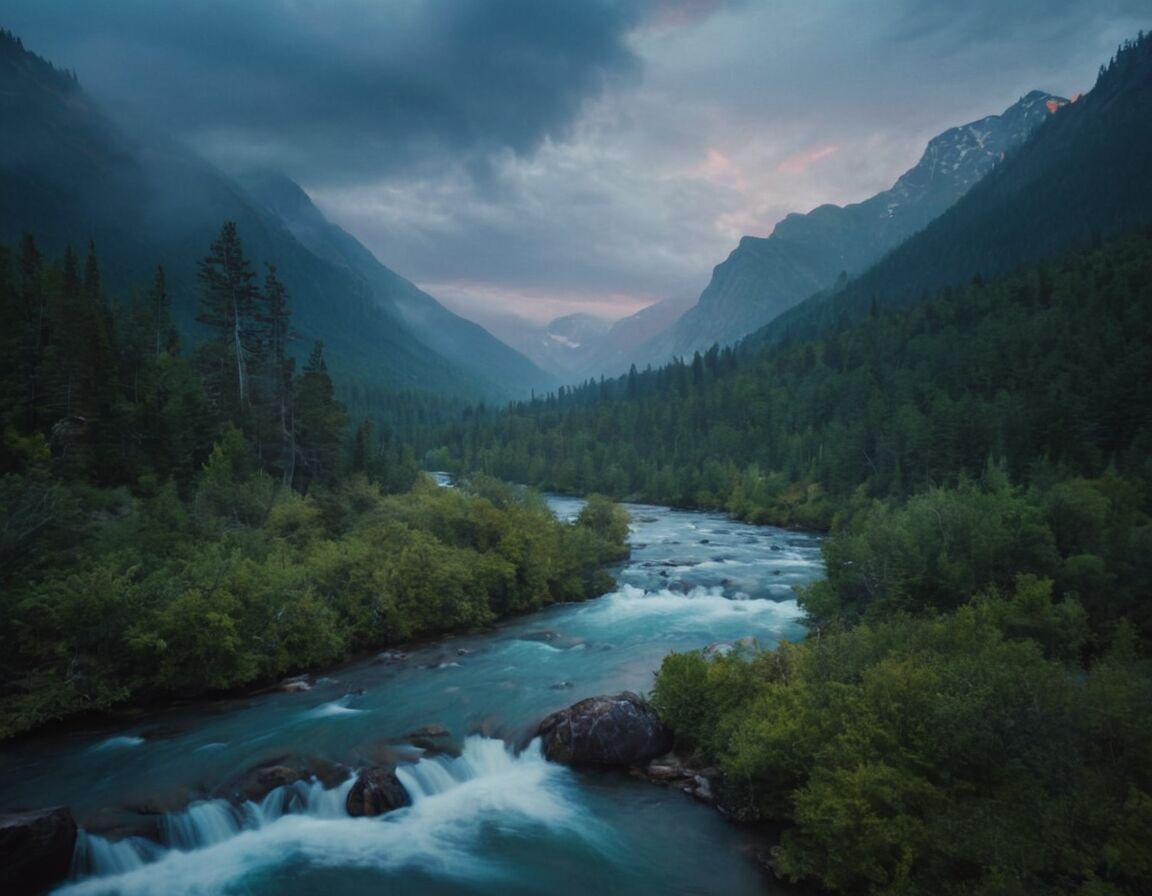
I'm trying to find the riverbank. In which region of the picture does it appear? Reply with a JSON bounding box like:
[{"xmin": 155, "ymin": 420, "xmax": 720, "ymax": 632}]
[
  {"xmin": 0, "ymin": 477, "xmax": 630, "ymax": 741},
  {"xmin": 0, "ymin": 499, "xmax": 824, "ymax": 895}
]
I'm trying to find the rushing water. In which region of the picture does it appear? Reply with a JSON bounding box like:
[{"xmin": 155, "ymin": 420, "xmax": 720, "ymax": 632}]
[{"xmin": 0, "ymin": 498, "xmax": 824, "ymax": 895}]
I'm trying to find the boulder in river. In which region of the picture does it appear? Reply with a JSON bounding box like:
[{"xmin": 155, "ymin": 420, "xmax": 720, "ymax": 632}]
[
  {"xmin": 345, "ymin": 768, "xmax": 411, "ymax": 817},
  {"xmin": 0, "ymin": 806, "xmax": 78, "ymax": 896},
  {"xmin": 537, "ymin": 692, "xmax": 672, "ymax": 766}
]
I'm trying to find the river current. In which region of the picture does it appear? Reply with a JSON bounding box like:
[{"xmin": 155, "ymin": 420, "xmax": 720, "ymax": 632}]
[{"xmin": 0, "ymin": 496, "xmax": 824, "ymax": 895}]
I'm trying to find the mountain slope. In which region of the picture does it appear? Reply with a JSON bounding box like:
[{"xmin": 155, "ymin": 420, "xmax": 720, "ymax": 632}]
[
  {"xmin": 760, "ymin": 31, "xmax": 1152, "ymax": 346},
  {"xmin": 0, "ymin": 30, "xmax": 549, "ymax": 400},
  {"xmin": 638, "ymin": 90, "xmax": 1066, "ymax": 365},
  {"xmin": 236, "ymin": 171, "xmax": 556, "ymax": 394}
]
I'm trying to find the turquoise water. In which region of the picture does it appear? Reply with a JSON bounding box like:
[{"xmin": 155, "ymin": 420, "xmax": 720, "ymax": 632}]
[{"xmin": 0, "ymin": 499, "xmax": 824, "ymax": 895}]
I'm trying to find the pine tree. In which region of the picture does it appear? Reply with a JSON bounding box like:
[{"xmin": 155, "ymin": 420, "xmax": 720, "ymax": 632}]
[
  {"xmin": 256, "ymin": 263, "xmax": 295, "ymax": 484},
  {"xmin": 294, "ymin": 341, "xmax": 345, "ymax": 488},
  {"xmin": 196, "ymin": 222, "xmax": 260, "ymax": 424},
  {"xmin": 149, "ymin": 265, "xmax": 179, "ymax": 359}
]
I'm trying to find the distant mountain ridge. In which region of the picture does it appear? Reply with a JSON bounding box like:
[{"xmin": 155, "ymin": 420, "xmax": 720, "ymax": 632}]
[
  {"xmin": 756, "ymin": 30, "xmax": 1152, "ymax": 348},
  {"xmin": 0, "ymin": 29, "xmax": 553, "ymax": 400},
  {"xmin": 483, "ymin": 294, "xmax": 696, "ymax": 382},
  {"xmin": 637, "ymin": 90, "xmax": 1067, "ymax": 366}
]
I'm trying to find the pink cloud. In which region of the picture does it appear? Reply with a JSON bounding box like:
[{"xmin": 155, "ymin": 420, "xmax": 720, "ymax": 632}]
[
  {"xmin": 691, "ymin": 147, "xmax": 746, "ymax": 189},
  {"xmin": 422, "ymin": 280, "xmax": 657, "ymax": 326},
  {"xmin": 774, "ymin": 143, "xmax": 840, "ymax": 176}
]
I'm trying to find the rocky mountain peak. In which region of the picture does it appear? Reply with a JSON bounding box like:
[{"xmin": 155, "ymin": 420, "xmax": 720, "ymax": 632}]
[
  {"xmin": 635, "ymin": 89, "xmax": 1066, "ymax": 366},
  {"xmin": 891, "ymin": 91, "xmax": 1067, "ymax": 202}
]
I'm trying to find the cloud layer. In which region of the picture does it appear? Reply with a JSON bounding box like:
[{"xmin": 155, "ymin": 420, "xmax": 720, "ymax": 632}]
[{"xmin": 4, "ymin": 1, "xmax": 1148, "ymax": 323}]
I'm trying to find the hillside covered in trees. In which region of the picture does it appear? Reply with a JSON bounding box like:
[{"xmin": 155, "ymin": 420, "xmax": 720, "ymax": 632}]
[
  {"xmin": 0, "ymin": 228, "xmax": 629, "ymax": 738},
  {"xmin": 423, "ymin": 39, "xmax": 1152, "ymax": 893},
  {"xmin": 436, "ymin": 228, "xmax": 1152, "ymax": 896}
]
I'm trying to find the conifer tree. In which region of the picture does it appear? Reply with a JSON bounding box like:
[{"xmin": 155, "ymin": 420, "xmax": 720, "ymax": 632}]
[
  {"xmin": 256, "ymin": 263, "xmax": 295, "ymax": 484},
  {"xmin": 149, "ymin": 265, "xmax": 179, "ymax": 359},
  {"xmin": 294, "ymin": 341, "xmax": 345, "ymax": 488},
  {"xmin": 196, "ymin": 222, "xmax": 260, "ymax": 423}
]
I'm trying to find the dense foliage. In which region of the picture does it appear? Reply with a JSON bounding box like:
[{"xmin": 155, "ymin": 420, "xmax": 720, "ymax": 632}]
[
  {"xmin": 0, "ymin": 231, "xmax": 630, "ymax": 738},
  {"xmin": 634, "ymin": 232, "xmax": 1152, "ymax": 895},
  {"xmin": 438, "ymin": 231, "xmax": 1152, "ymax": 530},
  {"xmin": 653, "ymin": 605, "xmax": 1151, "ymax": 895},
  {"xmin": 438, "ymin": 225, "xmax": 1152, "ymax": 894}
]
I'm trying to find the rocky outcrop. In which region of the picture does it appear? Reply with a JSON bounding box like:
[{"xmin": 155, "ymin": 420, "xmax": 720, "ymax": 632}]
[
  {"xmin": 345, "ymin": 768, "xmax": 411, "ymax": 817},
  {"xmin": 0, "ymin": 807, "xmax": 78, "ymax": 896},
  {"xmin": 537, "ymin": 692, "xmax": 672, "ymax": 766}
]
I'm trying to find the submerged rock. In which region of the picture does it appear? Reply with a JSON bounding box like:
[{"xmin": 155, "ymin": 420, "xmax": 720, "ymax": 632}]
[
  {"xmin": 236, "ymin": 765, "xmax": 309, "ymax": 802},
  {"xmin": 537, "ymin": 692, "xmax": 672, "ymax": 766},
  {"xmin": 405, "ymin": 724, "xmax": 450, "ymax": 740},
  {"xmin": 231, "ymin": 759, "xmax": 349, "ymax": 802},
  {"xmin": 345, "ymin": 768, "xmax": 411, "ymax": 817},
  {"xmin": 0, "ymin": 806, "xmax": 77, "ymax": 896},
  {"xmin": 519, "ymin": 630, "xmax": 559, "ymax": 643}
]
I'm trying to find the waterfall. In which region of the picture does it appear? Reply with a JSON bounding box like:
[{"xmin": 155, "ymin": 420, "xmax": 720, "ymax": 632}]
[
  {"xmin": 161, "ymin": 799, "xmax": 242, "ymax": 850},
  {"xmin": 61, "ymin": 738, "xmax": 586, "ymax": 893},
  {"xmin": 72, "ymin": 830, "xmax": 164, "ymax": 877},
  {"xmin": 70, "ymin": 772, "xmax": 361, "ymax": 883},
  {"xmin": 397, "ymin": 735, "xmax": 543, "ymax": 801}
]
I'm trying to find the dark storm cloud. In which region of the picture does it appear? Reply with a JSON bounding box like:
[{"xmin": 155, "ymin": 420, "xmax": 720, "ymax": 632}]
[
  {"xmin": 4, "ymin": 1, "xmax": 1147, "ymax": 322},
  {"xmin": 3, "ymin": 0, "xmax": 647, "ymax": 180}
]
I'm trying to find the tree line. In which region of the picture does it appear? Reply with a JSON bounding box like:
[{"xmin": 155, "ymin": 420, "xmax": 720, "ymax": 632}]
[
  {"xmin": 0, "ymin": 226, "xmax": 631, "ymax": 738},
  {"xmin": 433, "ymin": 228, "xmax": 1152, "ymax": 895}
]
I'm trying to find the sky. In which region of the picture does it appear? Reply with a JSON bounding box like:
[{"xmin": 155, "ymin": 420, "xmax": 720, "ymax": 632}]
[{"xmin": 4, "ymin": 1, "xmax": 1146, "ymax": 326}]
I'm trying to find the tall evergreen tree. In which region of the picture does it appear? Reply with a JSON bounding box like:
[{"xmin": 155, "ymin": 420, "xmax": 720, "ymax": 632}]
[
  {"xmin": 294, "ymin": 341, "xmax": 345, "ymax": 488},
  {"xmin": 196, "ymin": 222, "xmax": 260, "ymax": 424},
  {"xmin": 256, "ymin": 263, "xmax": 295, "ymax": 485},
  {"xmin": 149, "ymin": 265, "xmax": 179, "ymax": 360}
]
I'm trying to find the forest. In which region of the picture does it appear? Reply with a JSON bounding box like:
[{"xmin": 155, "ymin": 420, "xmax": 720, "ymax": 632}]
[
  {"xmin": 0, "ymin": 226, "xmax": 630, "ymax": 739},
  {"xmin": 2, "ymin": 15, "xmax": 1150, "ymax": 896},
  {"xmin": 632, "ymin": 234, "xmax": 1149, "ymax": 894},
  {"xmin": 420, "ymin": 226, "xmax": 1152, "ymax": 895}
]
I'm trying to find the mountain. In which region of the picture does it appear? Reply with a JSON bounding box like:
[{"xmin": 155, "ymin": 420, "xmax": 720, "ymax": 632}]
[
  {"xmin": 0, "ymin": 30, "xmax": 552, "ymax": 400},
  {"xmin": 470, "ymin": 293, "xmax": 696, "ymax": 383},
  {"xmin": 759, "ymin": 30, "xmax": 1152, "ymax": 347},
  {"xmin": 235, "ymin": 171, "xmax": 555, "ymax": 395},
  {"xmin": 637, "ymin": 90, "xmax": 1067, "ymax": 365},
  {"xmin": 573, "ymin": 293, "xmax": 697, "ymax": 379}
]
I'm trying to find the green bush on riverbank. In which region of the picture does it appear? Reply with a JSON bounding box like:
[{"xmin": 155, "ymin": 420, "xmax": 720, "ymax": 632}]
[
  {"xmin": 653, "ymin": 602, "xmax": 1152, "ymax": 895},
  {"xmin": 0, "ymin": 470, "xmax": 629, "ymax": 739}
]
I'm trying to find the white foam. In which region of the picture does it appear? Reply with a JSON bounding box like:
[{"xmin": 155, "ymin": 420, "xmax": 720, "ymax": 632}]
[
  {"xmin": 583, "ymin": 584, "xmax": 804, "ymax": 627},
  {"xmin": 56, "ymin": 738, "xmax": 601, "ymax": 896},
  {"xmin": 304, "ymin": 695, "xmax": 365, "ymax": 719},
  {"xmin": 88, "ymin": 736, "xmax": 144, "ymax": 752}
]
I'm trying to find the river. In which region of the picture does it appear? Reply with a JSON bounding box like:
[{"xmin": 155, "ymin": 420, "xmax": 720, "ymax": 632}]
[{"xmin": 0, "ymin": 496, "xmax": 824, "ymax": 895}]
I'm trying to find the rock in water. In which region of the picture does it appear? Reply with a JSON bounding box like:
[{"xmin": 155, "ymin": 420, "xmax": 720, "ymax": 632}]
[
  {"xmin": 537, "ymin": 692, "xmax": 672, "ymax": 766},
  {"xmin": 345, "ymin": 768, "xmax": 411, "ymax": 817},
  {"xmin": 0, "ymin": 807, "xmax": 78, "ymax": 896}
]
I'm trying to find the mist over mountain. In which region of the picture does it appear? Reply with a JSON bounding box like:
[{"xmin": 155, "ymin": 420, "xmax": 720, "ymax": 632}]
[
  {"xmin": 634, "ymin": 90, "xmax": 1066, "ymax": 368},
  {"xmin": 0, "ymin": 30, "xmax": 552, "ymax": 400},
  {"xmin": 478, "ymin": 292, "xmax": 697, "ymax": 383}
]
